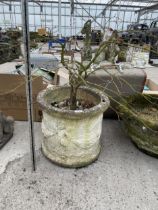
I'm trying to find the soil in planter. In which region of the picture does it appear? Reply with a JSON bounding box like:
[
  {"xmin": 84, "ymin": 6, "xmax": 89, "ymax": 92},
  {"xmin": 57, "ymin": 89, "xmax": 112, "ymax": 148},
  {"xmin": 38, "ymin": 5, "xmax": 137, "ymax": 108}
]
[
  {"xmin": 134, "ymin": 106, "xmax": 158, "ymax": 123},
  {"xmin": 51, "ymin": 99, "xmax": 95, "ymax": 110},
  {"xmin": 130, "ymin": 97, "xmax": 158, "ymax": 127}
]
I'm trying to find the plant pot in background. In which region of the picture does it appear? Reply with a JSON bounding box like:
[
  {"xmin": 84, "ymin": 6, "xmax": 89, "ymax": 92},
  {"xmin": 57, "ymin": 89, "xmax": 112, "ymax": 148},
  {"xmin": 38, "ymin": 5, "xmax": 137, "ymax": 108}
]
[
  {"xmin": 119, "ymin": 94, "xmax": 158, "ymax": 157},
  {"xmin": 37, "ymin": 86, "xmax": 110, "ymax": 168}
]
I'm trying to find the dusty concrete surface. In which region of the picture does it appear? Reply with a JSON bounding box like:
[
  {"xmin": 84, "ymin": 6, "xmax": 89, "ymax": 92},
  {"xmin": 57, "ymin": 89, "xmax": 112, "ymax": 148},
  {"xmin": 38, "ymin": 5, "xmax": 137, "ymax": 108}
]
[
  {"xmin": 0, "ymin": 120, "xmax": 158, "ymax": 210},
  {"xmin": 0, "ymin": 122, "xmax": 41, "ymax": 174}
]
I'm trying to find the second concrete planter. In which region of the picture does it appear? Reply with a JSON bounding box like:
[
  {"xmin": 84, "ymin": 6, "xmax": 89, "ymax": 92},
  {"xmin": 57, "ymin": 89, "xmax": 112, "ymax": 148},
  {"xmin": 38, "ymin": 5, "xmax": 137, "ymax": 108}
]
[{"xmin": 119, "ymin": 94, "xmax": 158, "ymax": 156}]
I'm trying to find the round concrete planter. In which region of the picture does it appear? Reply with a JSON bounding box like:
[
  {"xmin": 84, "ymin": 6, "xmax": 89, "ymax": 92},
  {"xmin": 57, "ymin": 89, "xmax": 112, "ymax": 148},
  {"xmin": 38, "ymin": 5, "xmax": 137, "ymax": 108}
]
[
  {"xmin": 119, "ymin": 94, "xmax": 158, "ymax": 157},
  {"xmin": 37, "ymin": 86, "xmax": 110, "ymax": 168}
]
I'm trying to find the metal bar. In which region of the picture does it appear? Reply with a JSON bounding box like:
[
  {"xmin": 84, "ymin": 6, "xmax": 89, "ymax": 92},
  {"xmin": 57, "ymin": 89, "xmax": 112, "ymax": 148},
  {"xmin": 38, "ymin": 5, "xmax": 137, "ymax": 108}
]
[
  {"xmin": 70, "ymin": 0, "xmax": 73, "ymax": 37},
  {"xmin": 63, "ymin": 2, "xmax": 66, "ymax": 36},
  {"xmin": 33, "ymin": 2, "xmax": 36, "ymax": 31},
  {"xmin": 44, "ymin": 2, "xmax": 46, "ymax": 28},
  {"xmin": 108, "ymin": 6, "xmax": 112, "ymax": 27},
  {"xmin": 120, "ymin": 0, "xmax": 158, "ymax": 2},
  {"xmin": 70, "ymin": 0, "xmax": 74, "ymax": 15},
  {"xmin": 92, "ymin": 0, "xmax": 118, "ymax": 24},
  {"xmin": 13, "ymin": 2, "xmax": 16, "ymax": 27},
  {"xmin": 51, "ymin": 2, "xmax": 53, "ymax": 34},
  {"xmin": 58, "ymin": 0, "xmax": 61, "ymax": 38},
  {"xmin": 116, "ymin": 0, "xmax": 121, "ymax": 30},
  {"xmin": 2, "ymin": 3, "xmax": 6, "ymax": 29},
  {"xmin": 40, "ymin": 5, "xmax": 43, "ymax": 12},
  {"xmin": 0, "ymin": 7, "xmax": 141, "ymax": 15},
  {"xmin": 75, "ymin": 6, "xmax": 87, "ymax": 22},
  {"xmin": 1, "ymin": 0, "xmax": 143, "ymax": 8},
  {"xmin": 21, "ymin": 0, "xmax": 36, "ymax": 171},
  {"xmin": 122, "ymin": 10, "xmax": 125, "ymax": 30},
  {"xmin": 102, "ymin": 6, "xmax": 107, "ymax": 29},
  {"xmin": 0, "ymin": 0, "xmax": 12, "ymax": 12},
  {"xmin": 137, "ymin": 11, "xmax": 141, "ymax": 23},
  {"xmin": 135, "ymin": 3, "xmax": 158, "ymax": 14},
  {"xmin": 75, "ymin": 0, "xmax": 103, "ymax": 29},
  {"xmin": 102, "ymin": 0, "xmax": 118, "ymax": 16},
  {"xmin": 0, "ymin": 0, "xmax": 10, "ymax": 6},
  {"xmin": 2, "ymin": 10, "xmax": 140, "ymax": 17},
  {"xmin": 32, "ymin": 0, "xmax": 41, "ymax": 6}
]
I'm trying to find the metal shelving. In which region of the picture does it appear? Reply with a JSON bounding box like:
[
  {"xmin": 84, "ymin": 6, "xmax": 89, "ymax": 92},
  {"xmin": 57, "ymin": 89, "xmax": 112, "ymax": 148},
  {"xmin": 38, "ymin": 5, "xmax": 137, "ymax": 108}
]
[{"xmin": 0, "ymin": 0, "xmax": 158, "ymax": 35}]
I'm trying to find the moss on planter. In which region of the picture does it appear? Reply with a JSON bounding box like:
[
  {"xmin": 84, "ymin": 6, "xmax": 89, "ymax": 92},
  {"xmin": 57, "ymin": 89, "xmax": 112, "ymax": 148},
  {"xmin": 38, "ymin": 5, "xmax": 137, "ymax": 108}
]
[{"xmin": 119, "ymin": 94, "xmax": 158, "ymax": 156}]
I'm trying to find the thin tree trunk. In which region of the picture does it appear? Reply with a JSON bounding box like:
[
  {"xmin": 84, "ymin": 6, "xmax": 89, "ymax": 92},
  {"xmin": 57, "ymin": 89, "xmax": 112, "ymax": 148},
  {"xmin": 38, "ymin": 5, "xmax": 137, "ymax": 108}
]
[
  {"xmin": 70, "ymin": 85, "xmax": 77, "ymax": 110},
  {"xmin": 61, "ymin": 44, "xmax": 65, "ymax": 65}
]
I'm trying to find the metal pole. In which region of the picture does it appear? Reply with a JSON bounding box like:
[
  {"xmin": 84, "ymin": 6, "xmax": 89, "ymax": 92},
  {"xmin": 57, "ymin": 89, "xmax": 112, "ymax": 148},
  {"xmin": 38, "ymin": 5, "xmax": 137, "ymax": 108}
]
[
  {"xmin": 108, "ymin": 8, "xmax": 111, "ymax": 28},
  {"xmin": 70, "ymin": 14, "xmax": 73, "ymax": 37},
  {"xmin": 70, "ymin": 0, "xmax": 74, "ymax": 37},
  {"xmin": 21, "ymin": 0, "xmax": 36, "ymax": 171},
  {"xmin": 58, "ymin": 0, "xmax": 61, "ymax": 38},
  {"xmin": 137, "ymin": 11, "xmax": 141, "ymax": 23}
]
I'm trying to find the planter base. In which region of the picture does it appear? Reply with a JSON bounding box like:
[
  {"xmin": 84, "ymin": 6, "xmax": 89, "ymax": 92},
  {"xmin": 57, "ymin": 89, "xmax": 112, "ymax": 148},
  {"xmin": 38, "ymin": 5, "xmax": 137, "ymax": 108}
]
[
  {"xmin": 123, "ymin": 120, "xmax": 158, "ymax": 157},
  {"xmin": 42, "ymin": 142, "xmax": 101, "ymax": 168},
  {"xmin": 132, "ymin": 141, "xmax": 158, "ymax": 158}
]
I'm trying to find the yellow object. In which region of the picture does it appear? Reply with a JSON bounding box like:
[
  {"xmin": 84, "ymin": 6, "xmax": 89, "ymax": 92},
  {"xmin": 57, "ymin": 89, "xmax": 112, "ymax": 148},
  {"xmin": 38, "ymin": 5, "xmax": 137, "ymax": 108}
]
[{"xmin": 38, "ymin": 28, "xmax": 47, "ymax": 36}]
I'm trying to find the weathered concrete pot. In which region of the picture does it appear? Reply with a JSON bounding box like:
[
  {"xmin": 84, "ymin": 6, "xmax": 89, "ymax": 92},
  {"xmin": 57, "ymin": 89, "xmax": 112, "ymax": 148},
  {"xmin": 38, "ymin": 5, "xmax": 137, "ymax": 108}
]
[
  {"xmin": 119, "ymin": 94, "xmax": 158, "ymax": 157},
  {"xmin": 37, "ymin": 86, "xmax": 110, "ymax": 168}
]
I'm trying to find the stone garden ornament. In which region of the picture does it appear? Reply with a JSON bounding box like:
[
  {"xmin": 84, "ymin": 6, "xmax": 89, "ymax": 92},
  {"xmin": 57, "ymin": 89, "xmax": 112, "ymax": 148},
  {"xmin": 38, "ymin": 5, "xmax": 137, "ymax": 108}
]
[
  {"xmin": 81, "ymin": 19, "xmax": 92, "ymax": 61},
  {"xmin": 0, "ymin": 112, "xmax": 14, "ymax": 149}
]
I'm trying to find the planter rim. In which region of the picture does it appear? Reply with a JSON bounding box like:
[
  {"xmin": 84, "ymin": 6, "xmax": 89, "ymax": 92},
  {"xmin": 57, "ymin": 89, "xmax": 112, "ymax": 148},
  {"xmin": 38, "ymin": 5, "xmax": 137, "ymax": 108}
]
[
  {"xmin": 119, "ymin": 94, "xmax": 158, "ymax": 132},
  {"xmin": 37, "ymin": 85, "xmax": 110, "ymax": 119}
]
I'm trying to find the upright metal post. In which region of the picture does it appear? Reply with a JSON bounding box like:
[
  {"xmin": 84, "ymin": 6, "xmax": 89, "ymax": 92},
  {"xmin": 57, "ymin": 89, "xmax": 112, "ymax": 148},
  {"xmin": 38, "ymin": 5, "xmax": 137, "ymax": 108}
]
[
  {"xmin": 21, "ymin": 0, "xmax": 36, "ymax": 171},
  {"xmin": 70, "ymin": 0, "xmax": 74, "ymax": 37},
  {"xmin": 137, "ymin": 11, "xmax": 141, "ymax": 23},
  {"xmin": 58, "ymin": 0, "xmax": 61, "ymax": 38},
  {"xmin": 108, "ymin": 7, "xmax": 112, "ymax": 28}
]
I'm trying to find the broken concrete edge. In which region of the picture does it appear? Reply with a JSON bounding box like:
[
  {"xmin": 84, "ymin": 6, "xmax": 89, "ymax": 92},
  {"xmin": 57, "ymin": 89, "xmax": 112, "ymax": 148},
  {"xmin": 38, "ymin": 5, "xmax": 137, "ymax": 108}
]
[{"xmin": 0, "ymin": 149, "xmax": 41, "ymax": 175}]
